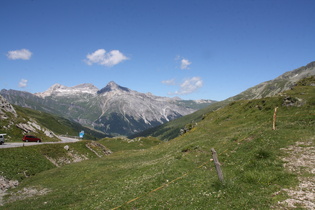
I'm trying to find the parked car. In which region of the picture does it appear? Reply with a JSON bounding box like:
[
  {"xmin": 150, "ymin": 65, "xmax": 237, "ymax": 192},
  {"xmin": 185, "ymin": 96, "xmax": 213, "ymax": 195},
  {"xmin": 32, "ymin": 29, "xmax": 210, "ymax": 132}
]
[
  {"xmin": 0, "ymin": 134, "xmax": 6, "ymax": 145},
  {"xmin": 22, "ymin": 135, "xmax": 42, "ymax": 142}
]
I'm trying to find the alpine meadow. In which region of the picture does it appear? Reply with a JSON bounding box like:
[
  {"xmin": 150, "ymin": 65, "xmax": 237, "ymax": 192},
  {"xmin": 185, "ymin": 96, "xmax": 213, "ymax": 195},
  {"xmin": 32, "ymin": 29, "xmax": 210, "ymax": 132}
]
[{"xmin": 0, "ymin": 75, "xmax": 314, "ymax": 209}]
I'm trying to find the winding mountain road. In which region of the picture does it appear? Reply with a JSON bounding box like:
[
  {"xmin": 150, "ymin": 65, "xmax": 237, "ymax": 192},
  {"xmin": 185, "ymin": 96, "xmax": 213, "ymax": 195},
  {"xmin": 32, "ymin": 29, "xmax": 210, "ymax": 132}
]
[{"xmin": 0, "ymin": 136, "xmax": 80, "ymax": 149}]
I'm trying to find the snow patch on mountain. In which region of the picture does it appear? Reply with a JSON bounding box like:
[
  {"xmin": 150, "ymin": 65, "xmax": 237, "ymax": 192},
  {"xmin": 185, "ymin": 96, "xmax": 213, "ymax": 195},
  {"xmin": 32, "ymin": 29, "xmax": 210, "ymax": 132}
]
[{"xmin": 35, "ymin": 83, "xmax": 99, "ymax": 98}]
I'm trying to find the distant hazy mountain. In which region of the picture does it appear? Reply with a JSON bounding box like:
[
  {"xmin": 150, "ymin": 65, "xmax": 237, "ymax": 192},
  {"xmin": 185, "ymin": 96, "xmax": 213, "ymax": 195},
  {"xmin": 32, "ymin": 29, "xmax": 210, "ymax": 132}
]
[{"xmin": 1, "ymin": 81, "xmax": 215, "ymax": 136}]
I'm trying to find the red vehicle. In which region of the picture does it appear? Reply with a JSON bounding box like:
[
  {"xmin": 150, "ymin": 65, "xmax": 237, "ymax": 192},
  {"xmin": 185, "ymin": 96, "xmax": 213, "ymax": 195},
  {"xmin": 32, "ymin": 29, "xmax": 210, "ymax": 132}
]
[{"xmin": 22, "ymin": 135, "xmax": 42, "ymax": 142}]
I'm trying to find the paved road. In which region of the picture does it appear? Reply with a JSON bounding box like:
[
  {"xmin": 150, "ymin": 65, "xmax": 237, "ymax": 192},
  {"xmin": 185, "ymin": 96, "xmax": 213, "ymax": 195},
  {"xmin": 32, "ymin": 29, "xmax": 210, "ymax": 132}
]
[
  {"xmin": 0, "ymin": 136, "xmax": 80, "ymax": 149},
  {"xmin": 58, "ymin": 136, "xmax": 80, "ymax": 142}
]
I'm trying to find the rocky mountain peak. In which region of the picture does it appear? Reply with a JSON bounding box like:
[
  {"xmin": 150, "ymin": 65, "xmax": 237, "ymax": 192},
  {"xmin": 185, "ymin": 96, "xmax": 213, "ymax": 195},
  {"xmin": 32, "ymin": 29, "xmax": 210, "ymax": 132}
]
[
  {"xmin": 97, "ymin": 81, "xmax": 130, "ymax": 95},
  {"xmin": 35, "ymin": 83, "xmax": 98, "ymax": 98}
]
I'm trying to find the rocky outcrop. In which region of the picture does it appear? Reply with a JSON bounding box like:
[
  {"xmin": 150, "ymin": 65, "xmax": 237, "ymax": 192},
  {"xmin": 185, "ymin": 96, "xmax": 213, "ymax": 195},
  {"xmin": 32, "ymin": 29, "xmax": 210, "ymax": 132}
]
[
  {"xmin": 0, "ymin": 95, "xmax": 17, "ymax": 119},
  {"xmin": 15, "ymin": 119, "xmax": 56, "ymax": 138},
  {"xmin": 85, "ymin": 141, "xmax": 112, "ymax": 157},
  {"xmin": 0, "ymin": 176, "xmax": 19, "ymax": 206},
  {"xmin": 0, "ymin": 95, "xmax": 59, "ymax": 140}
]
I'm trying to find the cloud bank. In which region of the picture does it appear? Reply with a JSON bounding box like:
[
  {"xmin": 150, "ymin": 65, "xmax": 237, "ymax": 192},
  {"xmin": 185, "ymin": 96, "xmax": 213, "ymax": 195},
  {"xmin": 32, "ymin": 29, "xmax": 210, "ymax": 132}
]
[
  {"xmin": 85, "ymin": 49, "xmax": 129, "ymax": 67},
  {"xmin": 7, "ymin": 49, "xmax": 32, "ymax": 60}
]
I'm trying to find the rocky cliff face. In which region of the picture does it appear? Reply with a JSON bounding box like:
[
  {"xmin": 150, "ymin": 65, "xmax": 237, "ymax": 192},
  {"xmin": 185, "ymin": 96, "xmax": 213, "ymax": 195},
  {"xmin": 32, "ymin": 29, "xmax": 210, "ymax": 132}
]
[
  {"xmin": 0, "ymin": 95, "xmax": 58, "ymax": 140},
  {"xmin": 0, "ymin": 95, "xmax": 17, "ymax": 119}
]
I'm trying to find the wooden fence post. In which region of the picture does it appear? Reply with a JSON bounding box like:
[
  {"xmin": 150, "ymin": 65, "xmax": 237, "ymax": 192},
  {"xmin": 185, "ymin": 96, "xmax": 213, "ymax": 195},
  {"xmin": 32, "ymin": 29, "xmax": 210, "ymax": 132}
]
[
  {"xmin": 273, "ymin": 107, "xmax": 278, "ymax": 130},
  {"xmin": 211, "ymin": 148, "xmax": 224, "ymax": 183}
]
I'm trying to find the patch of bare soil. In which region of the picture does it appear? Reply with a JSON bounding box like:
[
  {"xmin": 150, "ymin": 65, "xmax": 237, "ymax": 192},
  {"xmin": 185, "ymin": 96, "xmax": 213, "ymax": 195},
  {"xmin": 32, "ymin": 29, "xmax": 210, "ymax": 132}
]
[
  {"xmin": 0, "ymin": 176, "xmax": 50, "ymax": 206},
  {"xmin": 85, "ymin": 141, "xmax": 112, "ymax": 157},
  {"xmin": 45, "ymin": 143, "xmax": 112, "ymax": 167},
  {"xmin": 5, "ymin": 187, "xmax": 51, "ymax": 204},
  {"xmin": 0, "ymin": 176, "xmax": 18, "ymax": 206},
  {"xmin": 45, "ymin": 146, "xmax": 89, "ymax": 167},
  {"xmin": 276, "ymin": 141, "xmax": 315, "ymax": 209}
]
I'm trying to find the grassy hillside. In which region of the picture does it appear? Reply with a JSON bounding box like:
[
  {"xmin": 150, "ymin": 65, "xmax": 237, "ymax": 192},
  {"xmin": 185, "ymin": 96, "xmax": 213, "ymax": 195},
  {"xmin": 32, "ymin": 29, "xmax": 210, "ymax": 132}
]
[
  {"xmin": 0, "ymin": 105, "xmax": 110, "ymax": 142},
  {"xmin": 15, "ymin": 106, "xmax": 111, "ymax": 140},
  {"xmin": 0, "ymin": 142, "xmax": 98, "ymax": 181},
  {"xmin": 0, "ymin": 137, "xmax": 161, "ymax": 182},
  {"xmin": 129, "ymin": 100, "xmax": 228, "ymax": 140},
  {"xmin": 130, "ymin": 63, "xmax": 315, "ymax": 141},
  {"xmin": 100, "ymin": 136, "xmax": 162, "ymax": 152},
  {"xmin": 0, "ymin": 107, "xmax": 57, "ymax": 142},
  {"xmin": 1, "ymin": 78, "xmax": 314, "ymax": 209}
]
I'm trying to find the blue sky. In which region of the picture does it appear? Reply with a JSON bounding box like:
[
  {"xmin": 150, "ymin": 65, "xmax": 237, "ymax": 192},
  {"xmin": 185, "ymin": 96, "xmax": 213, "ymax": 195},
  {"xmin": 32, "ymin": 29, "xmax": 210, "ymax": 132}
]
[{"xmin": 1, "ymin": 0, "xmax": 314, "ymax": 101}]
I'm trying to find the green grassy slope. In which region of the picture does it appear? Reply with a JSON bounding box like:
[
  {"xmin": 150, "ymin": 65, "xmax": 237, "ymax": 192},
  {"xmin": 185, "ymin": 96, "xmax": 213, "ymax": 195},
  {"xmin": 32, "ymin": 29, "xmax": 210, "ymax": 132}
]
[
  {"xmin": 15, "ymin": 106, "xmax": 111, "ymax": 140},
  {"xmin": 100, "ymin": 136, "xmax": 162, "ymax": 152},
  {"xmin": 0, "ymin": 142, "xmax": 98, "ymax": 181},
  {"xmin": 2, "ymin": 78, "xmax": 314, "ymax": 209},
  {"xmin": 130, "ymin": 62, "xmax": 315, "ymax": 141},
  {"xmin": 0, "ymin": 138, "xmax": 161, "ymax": 182},
  {"xmin": 129, "ymin": 100, "xmax": 228, "ymax": 140},
  {"xmin": 0, "ymin": 105, "xmax": 110, "ymax": 142}
]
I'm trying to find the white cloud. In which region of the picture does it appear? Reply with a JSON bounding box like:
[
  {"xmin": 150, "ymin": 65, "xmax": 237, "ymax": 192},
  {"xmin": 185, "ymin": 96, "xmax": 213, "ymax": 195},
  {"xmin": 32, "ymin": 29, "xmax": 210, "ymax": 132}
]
[
  {"xmin": 173, "ymin": 77, "xmax": 203, "ymax": 95},
  {"xmin": 85, "ymin": 49, "xmax": 129, "ymax": 67},
  {"xmin": 7, "ymin": 49, "xmax": 32, "ymax": 60},
  {"xmin": 180, "ymin": 58, "xmax": 192, "ymax": 70},
  {"xmin": 161, "ymin": 79, "xmax": 176, "ymax": 85},
  {"xmin": 18, "ymin": 79, "xmax": 28, "ymax": 88}
]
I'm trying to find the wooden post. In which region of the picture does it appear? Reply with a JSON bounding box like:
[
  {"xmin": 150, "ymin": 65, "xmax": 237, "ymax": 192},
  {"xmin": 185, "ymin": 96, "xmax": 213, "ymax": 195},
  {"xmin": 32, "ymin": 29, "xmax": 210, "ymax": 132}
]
[
  {"xmin": 211, "ymin": 148, "xmax": 224, "ymax": 183},
  {"xmin": 273, "ymin": 107, "xmax": 278, "ymax": 130}
]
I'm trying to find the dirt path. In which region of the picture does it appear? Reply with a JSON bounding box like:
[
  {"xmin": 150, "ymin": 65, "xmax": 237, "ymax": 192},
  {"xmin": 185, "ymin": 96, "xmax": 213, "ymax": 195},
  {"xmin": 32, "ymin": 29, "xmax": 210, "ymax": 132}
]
[{"xmin": 276, "ymin": 141, "xmax": 315, "ymax": 209}]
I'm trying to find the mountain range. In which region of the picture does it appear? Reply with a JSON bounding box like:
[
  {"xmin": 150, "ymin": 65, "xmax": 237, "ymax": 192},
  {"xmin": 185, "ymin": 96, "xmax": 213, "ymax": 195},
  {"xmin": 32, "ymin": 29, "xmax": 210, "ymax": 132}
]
[
  {"xmin": 1, "ymin": 61, "xmax": 314, "ymax": 138},
  {"xmin": 0, "ymin": 82, "xmax": 215, "ymax": 136}
]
